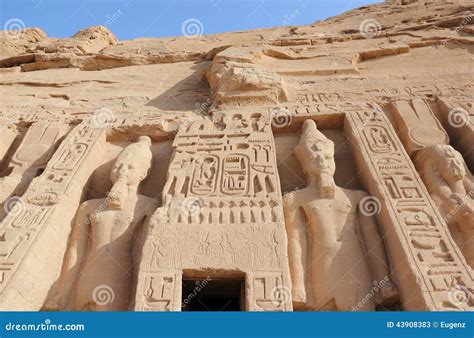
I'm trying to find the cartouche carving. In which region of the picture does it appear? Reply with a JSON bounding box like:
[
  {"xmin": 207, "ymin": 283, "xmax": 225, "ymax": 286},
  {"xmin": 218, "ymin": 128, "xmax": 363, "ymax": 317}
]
[
  {"xmin": 283, "ymin": 120, "xmax": 398, "ymax": 310},
  {"xmin": 0, "ymin": 122, "xmax": 107, "ymax": 311},
  {"xmin": 417, "ymin": 144, "xmax": 474, "ymax": 268},
  {"xmin": 133, "ymin": 112, "xmax": 292, "ymax": 311},
  {"xmin": 346, "ymin": 110, "xmax": 474, "ymax": 310},
  {"xmin": 45, "ymin": 136, "xmax": 158, "ymax": 311}
]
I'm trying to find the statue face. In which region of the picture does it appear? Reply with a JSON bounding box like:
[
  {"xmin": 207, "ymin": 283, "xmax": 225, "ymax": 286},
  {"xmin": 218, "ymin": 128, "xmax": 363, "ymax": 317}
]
[
  {"xmin": 109, "ymin": 142, "xmax": 152, "ymax": 186},
  {"xmin": 439, "ymin": 153, "xmax": 466, "ymax": 182},
  {"xmin": 107, "ymin": 137, "xmax": 152, "ymax": 209},
  {"xmin": 295, "ymin": 134, "xmax": 336, "ymax": 178}
]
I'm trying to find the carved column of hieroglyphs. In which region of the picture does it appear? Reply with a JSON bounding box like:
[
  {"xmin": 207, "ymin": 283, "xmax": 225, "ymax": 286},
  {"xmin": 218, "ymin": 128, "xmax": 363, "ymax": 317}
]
[
  {"xmin": 388, "ymin": 97, "xmax": 473, "ymax": 270},
  {"xmin": 344, "ymin": 109, "xmax": 473, "ymax": 311},
  {"xmin": 132, "ymin": 112, "xmax": 292, "ymax": 311},
  {"xmin": 0, "ymin": 122, "xmax": 107, "ymax": 310}
]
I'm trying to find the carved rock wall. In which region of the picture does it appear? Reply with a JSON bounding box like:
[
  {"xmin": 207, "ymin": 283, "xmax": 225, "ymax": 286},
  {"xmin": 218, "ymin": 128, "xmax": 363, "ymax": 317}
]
[{"xmin": 0, "ymin": 0, "xmax": 472, "ymax": 311}]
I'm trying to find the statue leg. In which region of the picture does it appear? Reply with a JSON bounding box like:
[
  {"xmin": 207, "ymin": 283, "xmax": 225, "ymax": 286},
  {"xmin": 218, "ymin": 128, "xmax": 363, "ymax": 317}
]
[{"xmin": 359, "ymin": 215, "xmax": 399, "ymax": 307}]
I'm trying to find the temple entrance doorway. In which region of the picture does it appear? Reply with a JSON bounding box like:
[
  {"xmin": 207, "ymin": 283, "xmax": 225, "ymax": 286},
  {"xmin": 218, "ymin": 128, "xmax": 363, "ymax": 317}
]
[{"xmin": 181, "ymin": 278, "xmax": 245, "ymax": 311}]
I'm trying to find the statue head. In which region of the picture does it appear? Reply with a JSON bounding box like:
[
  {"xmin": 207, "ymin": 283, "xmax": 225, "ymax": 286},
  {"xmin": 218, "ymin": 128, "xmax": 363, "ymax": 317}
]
[
  {"xmin": 428, "ymin": 144, "xmax": 466, "ymax": 182},
  {"xmin": 108, "ymin": 136, "xmax": 153, "ymax": 209},
  {"xmin": 294, "ymin": 119, "xmax": 336, "ymax": 178}
]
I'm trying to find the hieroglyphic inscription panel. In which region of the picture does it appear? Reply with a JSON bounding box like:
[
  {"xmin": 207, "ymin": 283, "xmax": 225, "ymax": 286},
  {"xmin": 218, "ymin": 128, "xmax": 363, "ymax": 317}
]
[
  {"xmin": 0, "ymin": 122, "xmax": 107, "ymax": 310},
  {"xmin": 133, "ymin": 112, "xmax": 292, "ymax": 311},
  {"xmin": 345, "ymin": 109, "xmax": 474, "ymax": 311}
]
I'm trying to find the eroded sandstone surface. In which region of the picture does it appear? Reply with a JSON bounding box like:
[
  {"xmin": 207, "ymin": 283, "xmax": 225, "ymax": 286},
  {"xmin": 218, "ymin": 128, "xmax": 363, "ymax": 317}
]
[{"xmin": 0, "ymin": 0, "xmax": 473, "ymax": 311}]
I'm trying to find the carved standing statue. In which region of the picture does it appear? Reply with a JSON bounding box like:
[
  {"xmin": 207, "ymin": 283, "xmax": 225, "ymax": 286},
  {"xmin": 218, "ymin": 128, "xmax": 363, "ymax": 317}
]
[
  {"xmin": 44, "ymin": 136, "xmax": 158, "ymax": 311},
  {"xmin": 417, "ymin": 144, "xmax": 474, "ymax": 269},
  {"xmin": 283, "ymin": 120, "xmax": 398, "ymax": 311}
]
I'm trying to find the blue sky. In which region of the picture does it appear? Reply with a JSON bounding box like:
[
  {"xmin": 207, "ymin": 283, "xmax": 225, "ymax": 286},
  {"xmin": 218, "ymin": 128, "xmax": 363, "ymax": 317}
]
[{"xmin": 1, "ymin": 0, "xmax": 381, "ymax": 40}]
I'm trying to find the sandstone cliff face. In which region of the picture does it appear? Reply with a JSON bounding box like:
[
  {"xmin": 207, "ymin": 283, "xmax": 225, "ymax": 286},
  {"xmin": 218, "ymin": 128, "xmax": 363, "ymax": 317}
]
[
  {"xmin": 0, "ymin": 0, "xmax": 472, "ymax": 119},
  {"xmin": 0, "ymin": 0, "xmax": 473, "ymax": 312}
]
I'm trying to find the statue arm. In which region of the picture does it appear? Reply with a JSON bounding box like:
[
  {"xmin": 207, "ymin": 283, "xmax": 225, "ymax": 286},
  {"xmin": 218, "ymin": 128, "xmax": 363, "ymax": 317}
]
[
  {"xmin": 423, "ymin": 163, "xmax": 470, "ymax": 220},
  {"xmin": 424, "ymin": 167, "xmax": 453, "ymax": 201},
  {"xmin": 463, "ymin": 174, "xmax": 474, "ymax": 197},
  {"xmin": 421, "ymin": 158, "xmax": 470, "ymax": 209},
  {"xmin": 459, "ymin": 175, "xmax": 474, "ymax": 216},
  {"xmin": 283, "ymin": 192, "xmax": 307, "ymax": 306},
  {"xmin": 357, "ymin": 192, "xmax": 398, "ymax": 305},
  {"xmin": 44, "ymin": 201, "xmax": 92, "ymax": 309},
  {"xmin": 133, "ymin": 198, "xmax": 160, "ymax": 261}
]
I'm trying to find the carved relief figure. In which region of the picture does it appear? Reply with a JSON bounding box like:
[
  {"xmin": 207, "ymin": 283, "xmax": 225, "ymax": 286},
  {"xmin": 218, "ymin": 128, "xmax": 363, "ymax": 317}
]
[
  {"xmin": 45, "ymin": 136, "xmax": 158, "ymax": 311},
  {"xmin": 283, "ymin": 120, "xmax": 398, "ymax": 311},
  {"xmin": 417, "ymin": 144, "xmax": 474, "ymax": 268},
  {"xmin": 163, "ymin": 154, "xmax": 192, "ymax": 198}
]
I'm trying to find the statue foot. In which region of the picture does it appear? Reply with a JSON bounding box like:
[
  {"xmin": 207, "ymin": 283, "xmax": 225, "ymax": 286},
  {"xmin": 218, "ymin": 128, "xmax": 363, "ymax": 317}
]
[
  {"xmin": 42, "ymin": 295, "xmax": 68, "ymax": 311},
  {"xmin": 376, "ymin": 281, "xmax": 399, "ymax": 307},
  {"xmin": 291, "ymin": 290, "xmax": 307, "ymax": 309}
]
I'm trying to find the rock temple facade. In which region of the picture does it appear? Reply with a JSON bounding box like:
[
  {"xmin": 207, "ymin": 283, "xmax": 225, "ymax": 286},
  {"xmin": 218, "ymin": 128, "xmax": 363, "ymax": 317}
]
[{"xmin": 0, "ymin": 0, "xmax": 472, "ymax": 311}]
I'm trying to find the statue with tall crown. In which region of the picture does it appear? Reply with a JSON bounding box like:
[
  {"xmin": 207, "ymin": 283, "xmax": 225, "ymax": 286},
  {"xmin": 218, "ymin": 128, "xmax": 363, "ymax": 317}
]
[
  {"xmin": 45, "ymin": 136, "xmax": 158, "ymax": 311},
  {"xmin": 283, "ymin": 120, "xmax": 398, "ymax": 311}
]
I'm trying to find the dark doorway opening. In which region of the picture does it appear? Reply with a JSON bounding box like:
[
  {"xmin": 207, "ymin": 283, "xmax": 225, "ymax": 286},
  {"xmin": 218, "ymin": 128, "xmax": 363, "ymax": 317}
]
[{"xmin": 182, "ymin": 278, "xmax": 244, "ymax": 311}]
